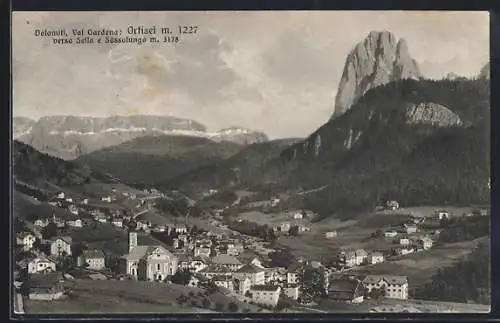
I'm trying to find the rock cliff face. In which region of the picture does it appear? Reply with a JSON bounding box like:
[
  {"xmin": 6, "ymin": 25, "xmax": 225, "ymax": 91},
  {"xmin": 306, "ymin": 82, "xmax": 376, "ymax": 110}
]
[
  {"xmin": 332, "ymin": 31, "xmax": 422, "ymax": 119},
  {"xmin": 13, "ymin": 115, "xmax": 268, "ymax": 159},
  {"xmin": 404, "ymin": 103, "xmax": 462, "ymax": 127}
]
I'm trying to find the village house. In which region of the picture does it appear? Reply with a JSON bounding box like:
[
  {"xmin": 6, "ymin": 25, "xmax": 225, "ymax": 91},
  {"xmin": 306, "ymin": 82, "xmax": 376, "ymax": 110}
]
[
  {"xmin": 233, "ymin": 264, "xmax": 266, "ymax": 286},
  {"xmin": 125, "ymin": 232, "xmax": 179, "ymax": 281},
  {"xmin": 403, "ymin": 224, "xmax": 418, "ymax": 234},
  {"xmin": 399, "ymin": 238, "xmax": 411, "ymax": 246},
  {"xmin": 17, "ymin": 232, "xmax": 36, "ymax": 250},
  {"xmin": 57, "ymin": 192, "xmax": 65, "ymax": 200},
  {"xmin": 94, "ymin": 213, "xmax": 108, "ymax": 224},
  {"xmin": 136, "ymin": 221, "xmax": 149, "ymax": 231},
  {"xmin": 367, "ymin": 252, "xmax": 384, "ymax": 265},
  {"xmin": 112, "ymin": 219, "xmax": 123, "ymax": 228},
  {"xmin": 250, "ymin": 285, "xmax": 281, "ymax": 307},
  {"xmin": 385, "ymin": 200, "xmax": 400, "ymax": 210},
  {"xmin": 327, "ymin": 278, "xmax": 364, "ymax": 304},
  {"xmin": 211, "ymin": 255, "xmax": 243, "ymax": 271},
  {"xmin": 101, "ymin": 196, "xmax": 112, "ymax": 203},
  {"xmin": 283, "ymin": 284, "xmax": 300, "ymax": 300},
  {"xmin": 28, "ymin": 256, "xmax": 57, "ymax": 274},
  {"xmin": 234, "ymin": 277, "xmax": 252, "ymax": 296},
  {"xmin": 212, "ymin": 275, "xmax": 234, "ymax": 292},
  {"xmin": 199, "ymin": 265, "xmax": 233, "ymax": 280},
  {"xmin": 434, "ymin": 209, "xmax": 450, "ymax": 220},
  {"xmin": 362, "ymin": 275, "xmax": 409, "ymax": 300},
  {"xmin": 325, "ymin": 231, "xmax": 338, "ymax": 239},
  {"xmin": 384, "ymin": 230, "xmax": 398, "ymax": 238},
  {"xmin": 394, "ymin": 247, "xmax": 414, "ymax": 256},
  {"xmin": 194, "ymin": 246, "xmax": 211, "ymax": 258},
  {"xmin": 34, "ymin": 218, "xmax": 50, "ymax": 228},
  {"xmin": 293, "ymin": 212, "xmax": 303, "ymax": 220},
  {"xmin": 65, "ymin": 197, "xmax": 73, "ymax": 203},
  {"xmin": 270, "ymin": 197, "xmax": 281, "ymax": 207},
  {"xmin": 28, "ymin": 272, "xmax": 65, "ymax": 301},
  {"xmin": 280, "ymin": 222, "xmax": 291, "ymax": 233},
  {"xmin": 83, "ymin": 249, "xmax": 106, "ymax": 270},
  {"xmin": 82, "ymin": 198, "xmax": 88, "ymax": 204},
  {"xmin": 67, "ymin": 219, "xmax": 83, "ymax": 228},
  {"xmin": 416, "ymin": 236, "xmax": 433, "ymax": 250},
  {"xmin": 175, "ymin": 225, "xmax": 188, "ymax": 234},
  {"xmin": 50, "ymin": 236, "xmax": 72, "ymax": 257},
  {"xmin": 339, "ymin": 249, "xmax": 368, "ymax": 267},
  {"xmin": 287, "ymin": 271, "xmax": 299, "ymax": 285}
]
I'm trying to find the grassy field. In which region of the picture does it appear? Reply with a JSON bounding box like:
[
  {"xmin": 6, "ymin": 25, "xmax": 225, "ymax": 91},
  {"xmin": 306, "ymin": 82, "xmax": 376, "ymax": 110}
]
[
  {"xmin": 24, "ymin": 279, "xmax": 259, "ymax": 314},
  {"xmin": 314, "ymin": 297, "xmax": 490, "ymax": 313},
  {"xmin": 237, "ymin": 210, "xmax": 309, "ymax": 227},
  {"xmin": 376, "ymin": 205, "xmax": 476, "ymax": 219}
]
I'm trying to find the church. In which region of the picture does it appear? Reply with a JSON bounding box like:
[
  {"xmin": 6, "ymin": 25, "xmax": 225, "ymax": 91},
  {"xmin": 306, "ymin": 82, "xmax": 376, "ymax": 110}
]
[{"xmin": 125, "ymin": 232, "xmax": 179, "ymax": 281}]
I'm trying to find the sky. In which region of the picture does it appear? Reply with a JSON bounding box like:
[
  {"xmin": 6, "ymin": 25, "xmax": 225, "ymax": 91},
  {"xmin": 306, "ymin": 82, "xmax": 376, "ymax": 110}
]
[{"xmin": 12, "ymin": 11, "xmax": 489, "ymax": 139}]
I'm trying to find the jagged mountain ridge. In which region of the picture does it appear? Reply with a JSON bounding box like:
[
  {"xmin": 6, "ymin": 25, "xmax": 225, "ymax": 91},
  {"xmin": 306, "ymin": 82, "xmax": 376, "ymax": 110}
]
[
  {"xmin": 332, "ymin": 31, "xmax": 422, "ymax": 119},
  {"xmin": 76, "ymin": 134, "xmax": 243, "ymax": 186},
  {"xmin": 13, "ymin": 115, "xmax": 269, "ymax": 159}
]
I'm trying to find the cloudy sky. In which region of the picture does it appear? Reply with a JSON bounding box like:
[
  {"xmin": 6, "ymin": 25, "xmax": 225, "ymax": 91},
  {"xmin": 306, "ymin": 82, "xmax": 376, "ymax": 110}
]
[{"xmin": 12, "ymin": 11, "xmax": 489, "ymax": 139}]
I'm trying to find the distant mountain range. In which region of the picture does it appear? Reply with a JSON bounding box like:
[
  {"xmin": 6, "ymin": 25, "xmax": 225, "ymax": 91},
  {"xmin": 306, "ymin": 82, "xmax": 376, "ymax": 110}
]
[{"xmin": 13, "ymin": 115, "xmax": 268, "ymax": 160}]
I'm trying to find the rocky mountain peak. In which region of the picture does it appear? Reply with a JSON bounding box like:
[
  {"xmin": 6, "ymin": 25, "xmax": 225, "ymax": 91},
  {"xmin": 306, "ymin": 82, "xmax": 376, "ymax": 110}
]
[
  {"xmin": 332, "ymin": 31, "xmax": 422, "ymax": 119},
  {"xmin": 404, "ymin": 102, "xmax": 462, "ymax": 127}
]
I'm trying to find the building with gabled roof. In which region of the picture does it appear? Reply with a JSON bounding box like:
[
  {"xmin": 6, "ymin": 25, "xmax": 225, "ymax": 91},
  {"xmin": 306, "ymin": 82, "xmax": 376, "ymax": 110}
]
[
  {"xmin": 211, "ymin": 254, "xmax": 243, "ymax": 271},
  {"xmin": 50, "ymin": 236, "xmax": 72, "ymax": 257},
  {"xmin": 233, "ymin": 263, "xmax": 265, "ymax": 286},
  {"xmin": 362, "ymin": 275, "xmax": 409, "ymax": 300},
  {"xmin": 83, "ymin": 249, "xmax": 106, "ymax": 270},
  {"xmin": 250, "ymin": 285, "xmax": 281, "ymax": 307},
  {"xmin": 125, "ymin": 232, "xmax": 178, "ymax": 281}
]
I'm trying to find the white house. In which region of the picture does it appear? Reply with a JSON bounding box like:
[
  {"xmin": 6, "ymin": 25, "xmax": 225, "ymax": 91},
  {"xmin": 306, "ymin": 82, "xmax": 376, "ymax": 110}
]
[
  {"xmin": 57, "ymin": 192, "xmax": 65, "ymax": 199},
  {"xmin": 65, "ymin": 198, "xmax": 73, "ymax": 203},
  {"xmin": 68, "ymin": 205, "xmax": 79, "ymax": 215},
  {"xmin": 212, "ymin": 276, "xmax": 234, "ymax": 292},
  {"xmin": 82, "ymin": 199, "xmax": 88, "ymax": 204},
  {"xmin": 175, "ymin": 225, "xmax": 188, "ymax": 234},
  {"xmin": 435, "ymin": 210, "xmax": 450, "ymax": 220},
  {"xmin": 211, "ymin": 255, "xmax": 243, "ymax": 271},
  {"xmin": 67, "ymin": 219, "xmax": 83, "ymax": 228},
  {"xmin": 325, "ymin": 231, "xmax": 338, "ymax": 239},
  {"xmin": 280, "ymin": 222, "xmax": 291, "ymax": 233},
  {"xmin": 112, "ymin": 219, "xmax": 123, "ymax": 228},
  {"xmin": 417, "ymin": 237, "xmax": 433, "ymax": 250},
  {"xmin": 233, "ymin": 264, "xmax": 266, "ymax": 286},
  {"xmin": 250, "ymin": 285, "xmax": 281, "ymax": 307},
  {"xmin": 287, "ymin": 272, "xmax": 299, "ymax": 284},
  {"xmin": 28, "ymin": 256, "xmax": 57, "ymax": 274},
  {"xmin": 83, "ymin": 249, "xmax": 106, "ymax": 270},
  {"xmin": 362, "ymin": 275, "xmax": 409, "ymax": 300},
  {"xmin": 399, "ymin": 238, "xmax": 410, "ymax": 246},
  {"xmin": 101, "ymin": 196, "xmax": 112, "ymax": 203},
  {"xmin": 293, "ymin": 212, "xmax": 303, "ymax": 220},
  {"xmin": 194, "ymin": 246, "xmax": 211, "ymax": 258},
  {"xmin": 283, "ymin": 285, "xmax": 300, "ymax": 300},
  {"xmin": 384, "ymin": 231, "xmax": 398, "ymax": 238},
  {"xmin": 385, "ymin": 200, "xmax": 400, "ymax": 210},
  {"xmin": 367, "ymin": 252, "xmax": 384, "ymax": 264},
  {"xmin": 50, "ymin": 236, "xmax": 72, "ymax": 257}
]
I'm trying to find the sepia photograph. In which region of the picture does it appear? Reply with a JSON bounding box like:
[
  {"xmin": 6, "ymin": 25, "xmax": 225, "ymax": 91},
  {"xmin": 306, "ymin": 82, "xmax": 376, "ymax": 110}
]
[{"xmin": 11, "ymin": 10, "xmax": 491, "ymax": 315}]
